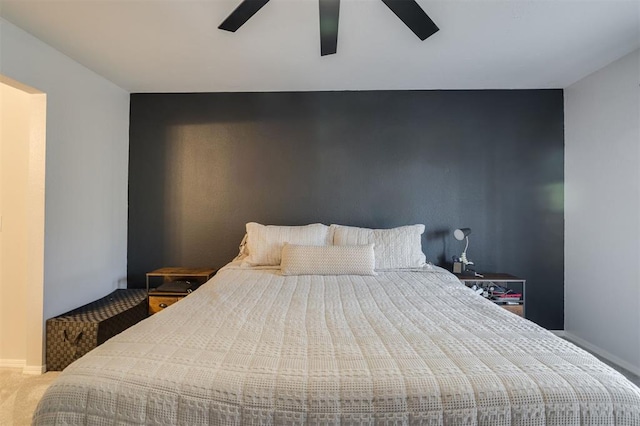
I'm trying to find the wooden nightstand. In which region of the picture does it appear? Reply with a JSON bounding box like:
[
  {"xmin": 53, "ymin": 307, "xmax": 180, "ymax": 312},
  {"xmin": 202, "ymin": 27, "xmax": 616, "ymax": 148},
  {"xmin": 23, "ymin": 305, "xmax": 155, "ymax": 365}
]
[
  {"xmin": 146, "ymin": 267, "xmax": 217, "ymax": 314},
  {"xmin": 454, "ymin": 273, "xmax": 526, "ymax": 317}
]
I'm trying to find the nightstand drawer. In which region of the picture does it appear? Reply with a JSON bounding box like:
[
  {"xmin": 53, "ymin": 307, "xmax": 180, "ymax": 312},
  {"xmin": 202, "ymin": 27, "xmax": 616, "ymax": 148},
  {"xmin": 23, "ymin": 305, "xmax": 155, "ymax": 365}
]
[
  {"xmin": 501, "ymin": 304, "xmax": 524, "ymax": 317},
  {"xmin": 148, "ymin": 295, "xmax": 183, "ymax": 314}
]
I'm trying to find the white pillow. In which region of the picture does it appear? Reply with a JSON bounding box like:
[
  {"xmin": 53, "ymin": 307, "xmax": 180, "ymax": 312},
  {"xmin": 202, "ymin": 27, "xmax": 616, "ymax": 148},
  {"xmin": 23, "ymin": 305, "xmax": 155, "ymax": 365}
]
[
  {"xmin": 281, "ymin": 244, "xmax": 376, "ymax": 276},
  {"xmin": 331, "ymin": 224, "xmax": 426, "ymax": 269},
  {"xmin": 242, "ymin": 222, "xmax": 332, "ymax": 266}
]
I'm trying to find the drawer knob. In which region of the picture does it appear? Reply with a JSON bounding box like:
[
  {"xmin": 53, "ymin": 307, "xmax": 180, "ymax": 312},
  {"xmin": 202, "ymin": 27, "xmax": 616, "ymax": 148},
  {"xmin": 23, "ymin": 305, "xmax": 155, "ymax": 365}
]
[{"xmin": 159, "ymin": 303, "xmax": 168, "ymax": 308}]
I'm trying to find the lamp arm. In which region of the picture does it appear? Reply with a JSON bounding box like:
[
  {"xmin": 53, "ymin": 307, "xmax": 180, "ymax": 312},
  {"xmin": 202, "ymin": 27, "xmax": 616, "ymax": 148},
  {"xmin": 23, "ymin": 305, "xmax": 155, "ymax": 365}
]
[{"xmin": 460, "ymin": 236, "xmax": 471, "ymax": 265}]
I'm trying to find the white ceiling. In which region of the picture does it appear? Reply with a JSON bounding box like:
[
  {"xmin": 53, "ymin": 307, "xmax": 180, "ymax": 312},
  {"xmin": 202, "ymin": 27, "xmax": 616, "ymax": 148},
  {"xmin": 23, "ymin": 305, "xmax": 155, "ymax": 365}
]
[{"xmin": 1, "ymin": 0, "xmax": 638, "ymax": 93}]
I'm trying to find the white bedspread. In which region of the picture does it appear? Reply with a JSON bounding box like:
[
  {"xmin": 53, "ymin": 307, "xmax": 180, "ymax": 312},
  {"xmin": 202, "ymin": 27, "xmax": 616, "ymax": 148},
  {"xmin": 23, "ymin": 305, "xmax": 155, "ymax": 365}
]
[{"xmin": 34, "ymin": 266, "xmax": 640, "ymax": 425}]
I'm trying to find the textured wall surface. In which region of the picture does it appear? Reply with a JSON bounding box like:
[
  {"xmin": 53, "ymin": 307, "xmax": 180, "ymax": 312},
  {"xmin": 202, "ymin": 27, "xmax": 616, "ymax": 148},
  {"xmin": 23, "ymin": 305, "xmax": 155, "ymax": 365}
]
[{"xmin": 129, "ymin": 90, "xmax": 564, "ymax": 329}]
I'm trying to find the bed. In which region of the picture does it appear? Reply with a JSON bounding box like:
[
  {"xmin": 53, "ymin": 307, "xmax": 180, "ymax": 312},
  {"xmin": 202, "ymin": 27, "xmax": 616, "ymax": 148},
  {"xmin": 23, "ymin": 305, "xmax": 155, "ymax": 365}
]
[{"xmin": 33, "ymin": 223, "xmax": 640, "ymax": 425}]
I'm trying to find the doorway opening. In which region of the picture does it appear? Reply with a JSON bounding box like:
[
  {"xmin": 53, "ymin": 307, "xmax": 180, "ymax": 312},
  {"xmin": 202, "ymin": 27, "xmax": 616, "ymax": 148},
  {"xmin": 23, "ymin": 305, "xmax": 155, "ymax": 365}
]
[{"xmin": 0, "ymin": 74, "xmax": 47, "ymax": 374}]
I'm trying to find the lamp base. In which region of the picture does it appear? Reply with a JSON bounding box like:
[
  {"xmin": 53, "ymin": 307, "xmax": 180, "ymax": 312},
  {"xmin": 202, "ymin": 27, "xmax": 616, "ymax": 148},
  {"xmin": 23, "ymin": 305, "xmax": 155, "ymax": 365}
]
[{"xmin": 461, "ymin": 262, "xmax": 477, "ymax": 276}]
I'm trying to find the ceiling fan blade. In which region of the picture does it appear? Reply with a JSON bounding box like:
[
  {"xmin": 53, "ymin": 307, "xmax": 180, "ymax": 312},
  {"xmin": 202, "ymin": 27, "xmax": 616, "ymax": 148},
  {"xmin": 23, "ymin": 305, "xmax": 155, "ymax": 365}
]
[
  {"xmin": 219, "ymin": 0, "xmax": 271, "ymax": 32},
  {"xmin": 319, "ymin": 0, "xmax": 340, "ymax": 56},
  {"xmin": 380, "ymin": 0, "xmax": 439, "ymax": 41}
]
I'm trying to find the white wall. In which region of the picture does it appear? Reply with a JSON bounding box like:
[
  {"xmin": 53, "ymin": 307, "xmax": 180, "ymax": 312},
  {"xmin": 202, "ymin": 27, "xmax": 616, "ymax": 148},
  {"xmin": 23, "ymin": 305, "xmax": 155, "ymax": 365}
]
[
  {"xmin": 565, "ymin": 49, "xmax": 640, "ymax": 374},
  {"xmin": 0, "ymin": 18, "xmax": 130, "ymax": 325}
]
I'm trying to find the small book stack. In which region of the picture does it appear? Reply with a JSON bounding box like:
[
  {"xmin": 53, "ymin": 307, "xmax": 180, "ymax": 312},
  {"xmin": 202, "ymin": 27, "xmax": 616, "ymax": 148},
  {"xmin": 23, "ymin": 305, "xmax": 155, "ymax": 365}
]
[
  {"xmin": 492, "ymin": 293, "xmax": 522, "ymax": 304},
  {"xmin": 489, "ymin": 285, "xmax": 521, "ymax": 304}
]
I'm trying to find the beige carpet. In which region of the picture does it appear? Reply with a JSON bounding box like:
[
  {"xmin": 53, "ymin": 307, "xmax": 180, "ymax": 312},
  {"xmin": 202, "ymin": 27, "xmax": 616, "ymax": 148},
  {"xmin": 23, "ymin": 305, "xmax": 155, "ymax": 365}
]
[{"xmin": 0, "ymin": 368, "xmax": 60, "ymax": 426}]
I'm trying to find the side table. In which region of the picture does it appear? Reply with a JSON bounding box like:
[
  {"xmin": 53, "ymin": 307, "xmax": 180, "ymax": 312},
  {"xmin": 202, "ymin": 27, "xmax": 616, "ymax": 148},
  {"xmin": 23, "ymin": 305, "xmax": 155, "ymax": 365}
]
[
  {"xmin": 454, "ymin": 273, "xmax": 526, "ymax": 317},
  {"xmin": 146, "ymin": 267, "xmax": 217, "ymax": 314}
]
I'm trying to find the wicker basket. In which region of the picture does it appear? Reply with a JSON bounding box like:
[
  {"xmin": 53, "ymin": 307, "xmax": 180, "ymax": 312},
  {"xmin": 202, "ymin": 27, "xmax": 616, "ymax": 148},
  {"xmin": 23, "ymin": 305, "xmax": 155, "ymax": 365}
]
[{"xmin": 45, "ymin": 289, "xmax": 147, "ymax": 371}]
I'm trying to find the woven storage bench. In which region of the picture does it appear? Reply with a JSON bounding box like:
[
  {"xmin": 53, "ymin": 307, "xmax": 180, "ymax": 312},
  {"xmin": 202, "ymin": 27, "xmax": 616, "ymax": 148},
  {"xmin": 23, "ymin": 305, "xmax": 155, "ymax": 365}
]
[{"xmin": 46, "ymin": 289, "xmax": 147, "ymax": 371}]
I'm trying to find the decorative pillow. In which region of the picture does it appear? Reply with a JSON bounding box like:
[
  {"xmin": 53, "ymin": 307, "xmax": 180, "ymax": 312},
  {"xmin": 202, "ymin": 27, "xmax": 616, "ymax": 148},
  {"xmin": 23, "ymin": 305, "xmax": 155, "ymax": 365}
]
[
  {"xmin": 281, "ymin": 244, "xmax": 376, "ymax": 276},
  {"xmin": 331, "ymin": 224, "xmax": 426, "ymax": 269},
  {"xmin": 242, "ymin": 222, "xmax": 332, "ymax": 266}
]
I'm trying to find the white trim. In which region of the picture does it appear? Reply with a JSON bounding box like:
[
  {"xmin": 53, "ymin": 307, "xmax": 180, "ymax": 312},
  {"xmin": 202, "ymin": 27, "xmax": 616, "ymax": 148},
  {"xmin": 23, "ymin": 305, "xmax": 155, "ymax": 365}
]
[
  {"xmin": 0, "ymin": 359, "xmax": 26, "ymax": 368},
  {"xmin": 22, "ymin": 364, "xmax": 46, "ymax": 375},
  {"xmin": 564, "ymin": 331, "xmax": 640, "ymax": 377},
  {"xmin": 549, "ymin": 330, "xmax": 566, "ymax": 337},
  {"xmin": 0, "ymin": 359, "xmax": 46, "ymax": 374}
]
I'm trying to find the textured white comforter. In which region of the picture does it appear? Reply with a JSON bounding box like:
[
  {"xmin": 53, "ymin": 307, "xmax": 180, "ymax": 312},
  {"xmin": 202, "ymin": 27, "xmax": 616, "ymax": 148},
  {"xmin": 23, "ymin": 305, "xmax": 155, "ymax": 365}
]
[{"xmin": 34, "ymin": 265, "xmax": 640, "ymax": 425}]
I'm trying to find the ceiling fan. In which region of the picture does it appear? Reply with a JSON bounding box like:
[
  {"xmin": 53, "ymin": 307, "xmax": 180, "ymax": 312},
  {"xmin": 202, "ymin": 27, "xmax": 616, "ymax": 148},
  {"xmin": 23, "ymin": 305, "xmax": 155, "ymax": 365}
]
[{"xmin": 218, "ymin": 0, "xmax": 439, "ymax": 56}]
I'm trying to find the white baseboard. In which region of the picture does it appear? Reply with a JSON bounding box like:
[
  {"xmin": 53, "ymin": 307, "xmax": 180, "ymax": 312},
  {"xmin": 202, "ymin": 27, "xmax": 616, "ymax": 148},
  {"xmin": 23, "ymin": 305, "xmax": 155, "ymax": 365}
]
[
  {"xmin": 549, "ymin": 330, "xmax": 566, "ymax": 337},
  {"xmin": 0, "ymin": 359, "xmax": 46, "ymax": 374},
  {"xmin": 563, "ymin": 331, "xmax": 640, "ymax": 377},
  {"xmin": 0, "ymin": 359, "xmax": 25, "ymax": 369},
  {"xmin": 22, "ymin": 364, "xmax": 46, "ymax": 375}
]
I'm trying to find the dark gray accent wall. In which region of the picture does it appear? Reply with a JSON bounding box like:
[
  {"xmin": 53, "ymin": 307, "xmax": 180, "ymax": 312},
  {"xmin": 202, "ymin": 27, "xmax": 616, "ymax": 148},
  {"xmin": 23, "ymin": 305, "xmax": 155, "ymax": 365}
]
[{"xmin": 128, "ymin": 90, "xmax": 564, "ymax": 329}]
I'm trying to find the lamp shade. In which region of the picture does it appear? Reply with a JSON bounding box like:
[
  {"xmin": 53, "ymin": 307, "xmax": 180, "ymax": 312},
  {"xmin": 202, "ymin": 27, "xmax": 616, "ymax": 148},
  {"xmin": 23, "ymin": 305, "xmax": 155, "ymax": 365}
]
[{"xmin": 454, "ymin": 228, "xmax": 471, "ymax": 241}]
